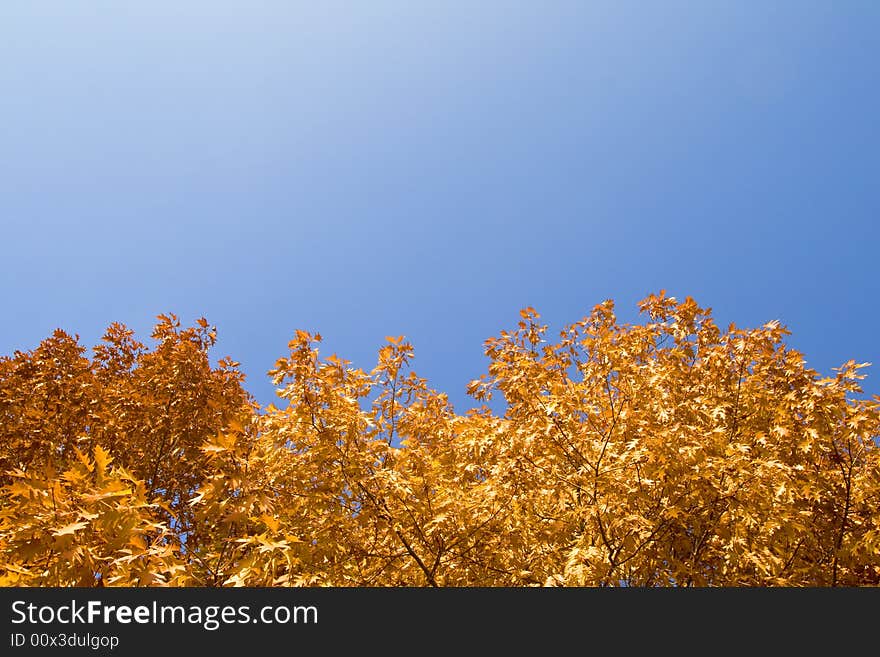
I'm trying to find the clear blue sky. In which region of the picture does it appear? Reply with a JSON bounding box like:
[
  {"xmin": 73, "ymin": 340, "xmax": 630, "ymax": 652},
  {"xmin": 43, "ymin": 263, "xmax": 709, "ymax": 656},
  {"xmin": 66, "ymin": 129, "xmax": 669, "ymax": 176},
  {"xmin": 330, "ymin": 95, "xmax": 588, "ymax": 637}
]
[{"xmin": 2, "ymin": 1, "xmax": 877, "ymax": 410}]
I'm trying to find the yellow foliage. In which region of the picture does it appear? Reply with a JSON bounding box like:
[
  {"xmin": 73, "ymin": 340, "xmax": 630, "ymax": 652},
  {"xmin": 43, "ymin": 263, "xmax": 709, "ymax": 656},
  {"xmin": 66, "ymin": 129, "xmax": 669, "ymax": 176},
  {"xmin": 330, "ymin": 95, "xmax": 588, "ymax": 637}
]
[{"xmin": 2, "ymin": 294, "xmax": 879, "ymax": 586}]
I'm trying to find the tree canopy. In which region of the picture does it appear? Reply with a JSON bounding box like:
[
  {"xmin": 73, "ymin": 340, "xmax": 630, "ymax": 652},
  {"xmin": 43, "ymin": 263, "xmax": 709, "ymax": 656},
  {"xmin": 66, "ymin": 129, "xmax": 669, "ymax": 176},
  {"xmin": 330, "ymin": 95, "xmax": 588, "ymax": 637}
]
[{"xmin": 2, "ymin": 294, "xmax": 878, "ymax": 586}]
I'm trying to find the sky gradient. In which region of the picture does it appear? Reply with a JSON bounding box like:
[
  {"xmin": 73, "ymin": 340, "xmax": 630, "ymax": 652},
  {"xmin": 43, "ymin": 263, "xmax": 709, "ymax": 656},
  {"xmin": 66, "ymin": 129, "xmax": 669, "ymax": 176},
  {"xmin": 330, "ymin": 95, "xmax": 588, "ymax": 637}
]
[{"xmin": 2, "ymin": 1, "xmax": 878, "ymax": 410}]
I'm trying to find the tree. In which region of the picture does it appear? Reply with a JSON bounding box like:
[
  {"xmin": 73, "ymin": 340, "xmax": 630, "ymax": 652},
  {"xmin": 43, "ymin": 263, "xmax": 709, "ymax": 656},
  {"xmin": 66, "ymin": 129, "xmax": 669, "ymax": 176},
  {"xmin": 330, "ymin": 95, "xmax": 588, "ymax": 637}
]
[
  {"xmin": 2, "ymin": 294, "xmax": 878, "ymax": 586},
  {"xmin": 0, "ymin": 315, "xmax": 251, "ymax": 585}
]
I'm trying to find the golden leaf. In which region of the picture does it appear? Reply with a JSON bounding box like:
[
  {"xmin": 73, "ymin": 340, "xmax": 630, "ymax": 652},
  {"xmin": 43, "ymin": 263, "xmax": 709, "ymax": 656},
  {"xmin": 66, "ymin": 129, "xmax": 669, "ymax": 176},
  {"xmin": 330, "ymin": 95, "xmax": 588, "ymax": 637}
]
[{"xmin": 53, "ymin": 521, "xmax": 88, "ymax": 537}]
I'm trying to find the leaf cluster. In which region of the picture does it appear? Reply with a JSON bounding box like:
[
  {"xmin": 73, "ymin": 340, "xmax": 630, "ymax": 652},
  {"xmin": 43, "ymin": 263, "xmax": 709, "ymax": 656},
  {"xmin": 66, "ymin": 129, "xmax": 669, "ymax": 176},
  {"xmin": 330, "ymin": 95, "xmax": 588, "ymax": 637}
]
[{"xmin": 2, "ymin": 296, "xmax": 878, "ymax": 586}]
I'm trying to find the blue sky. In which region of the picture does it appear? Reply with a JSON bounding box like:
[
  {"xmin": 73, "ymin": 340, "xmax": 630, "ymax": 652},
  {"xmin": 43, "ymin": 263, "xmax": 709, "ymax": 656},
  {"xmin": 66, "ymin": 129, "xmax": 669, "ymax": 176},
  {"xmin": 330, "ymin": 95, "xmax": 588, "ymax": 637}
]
[{"xmin": 2, "ymin": 1, "xmax": 877, "ymax": 410}]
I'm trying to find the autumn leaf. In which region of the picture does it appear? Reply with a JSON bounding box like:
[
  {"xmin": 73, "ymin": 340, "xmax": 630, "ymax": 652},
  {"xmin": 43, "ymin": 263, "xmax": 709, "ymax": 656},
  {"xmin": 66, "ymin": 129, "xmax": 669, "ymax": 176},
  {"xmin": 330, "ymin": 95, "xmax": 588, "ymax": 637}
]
[
  {"xmin": 93, "ymin": 445, "xmax": 112, "ymax": 474},
  {"xmin": 53, "ymin": 522, "xmax": 88, "ymax": 537}
]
